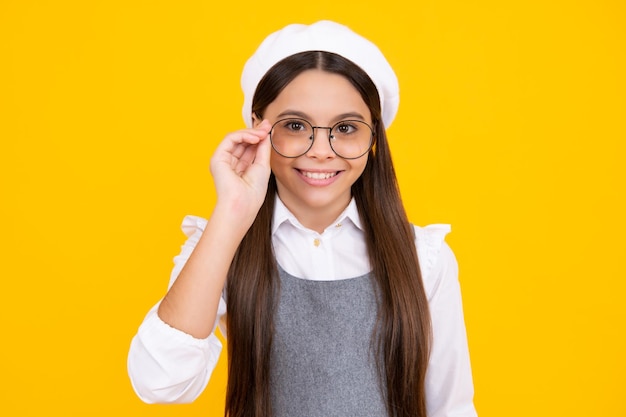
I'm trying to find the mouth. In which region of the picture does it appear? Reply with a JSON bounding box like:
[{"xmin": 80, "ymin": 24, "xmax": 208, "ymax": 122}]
[{"xmin": 299, "ymin": 170, "xmax": 339, "ymax": 180}]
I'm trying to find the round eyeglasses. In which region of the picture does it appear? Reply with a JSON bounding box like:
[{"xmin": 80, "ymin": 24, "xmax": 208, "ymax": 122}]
[{"xmin": 269, "ymin": 118, "xmax": 374, "ymax": 159}]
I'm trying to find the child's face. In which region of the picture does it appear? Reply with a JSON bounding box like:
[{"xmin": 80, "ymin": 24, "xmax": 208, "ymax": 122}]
[{"xmin": 261, "ymin": 69, "xmax": 372, "ymax": 223}]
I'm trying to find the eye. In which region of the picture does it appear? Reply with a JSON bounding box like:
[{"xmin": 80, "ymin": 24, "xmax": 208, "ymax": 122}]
[
  {"xmin": 284, "ymin": 120, "xmax": 307, "ymax": 132},
  {"xmin": 334, "ymin": 122, "xmax": 358, "ymax": 135}
]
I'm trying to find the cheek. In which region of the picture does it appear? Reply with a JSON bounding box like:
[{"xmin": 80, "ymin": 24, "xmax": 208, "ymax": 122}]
[
  {"xmin": 352, "ymin": 156, "xmax": 369, "ymax": 177},
  {"xmin": 269, "ymin": 152, "xmax": 291, "ymax": 176}
]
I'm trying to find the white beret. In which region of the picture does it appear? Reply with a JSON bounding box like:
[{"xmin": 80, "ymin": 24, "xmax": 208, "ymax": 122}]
[{"xmin": 241, "ymin": 20, "xmax": 399, "ymax": 128}]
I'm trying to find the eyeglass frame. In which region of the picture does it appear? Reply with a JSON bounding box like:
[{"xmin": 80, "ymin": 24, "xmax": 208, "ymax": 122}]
[{"xmin": 268, "ymin": 117, "xmax": 375, "ymax": 160}]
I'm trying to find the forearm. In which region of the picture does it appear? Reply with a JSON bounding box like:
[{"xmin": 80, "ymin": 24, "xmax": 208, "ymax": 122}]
[{"xmin": 157, "ymin": 202, "xmax": 251, "ymax": 338}]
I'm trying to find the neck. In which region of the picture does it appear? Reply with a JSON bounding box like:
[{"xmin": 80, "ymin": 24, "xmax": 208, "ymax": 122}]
[{"xmin": 278, "ymin": 194, "xmax": 350, "ymax": 234}]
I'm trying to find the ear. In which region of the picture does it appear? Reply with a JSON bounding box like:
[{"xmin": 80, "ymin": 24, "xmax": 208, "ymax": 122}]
[{"xmin": 251, "ymin": 112, "xmax": 262, "ymax": 128}]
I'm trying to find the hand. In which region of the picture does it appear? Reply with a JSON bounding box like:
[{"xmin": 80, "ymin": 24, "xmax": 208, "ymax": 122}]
[{"xmin": 209, "ymin": 120, "xmax": 273, "ymax": 219}]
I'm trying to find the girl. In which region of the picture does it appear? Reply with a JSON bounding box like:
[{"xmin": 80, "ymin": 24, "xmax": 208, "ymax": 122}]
[{"xmin": 128, "ymin": 20, "xmax": 477, "ymax": 417}]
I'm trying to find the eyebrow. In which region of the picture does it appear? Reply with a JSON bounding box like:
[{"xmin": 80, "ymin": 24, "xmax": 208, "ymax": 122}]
[{"xmin": 276, "ymin": 109, "xmax": 368, "ymax": 123}]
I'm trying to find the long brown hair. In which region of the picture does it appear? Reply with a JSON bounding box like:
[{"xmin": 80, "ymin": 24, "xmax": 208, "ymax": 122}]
[{"xmin": 225, "ymin": 51, "xmax": 432, "ymax": 417}]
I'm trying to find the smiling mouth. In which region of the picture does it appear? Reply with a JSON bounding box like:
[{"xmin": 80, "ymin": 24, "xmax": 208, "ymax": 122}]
[{"xmin": 299, "ymin": 170, "xmax": 339, "ymax": 180}]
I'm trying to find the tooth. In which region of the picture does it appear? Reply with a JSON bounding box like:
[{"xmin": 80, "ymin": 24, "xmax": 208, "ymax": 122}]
[{"xmin": 303, "ymin": 171, "xmax": 336, "ymax": 179}]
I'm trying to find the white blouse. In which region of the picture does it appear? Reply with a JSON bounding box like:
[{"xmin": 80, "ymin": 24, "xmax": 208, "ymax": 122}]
[{"xmin": 127, "ymin": 198, "xmax": 478, "ymax": 417}]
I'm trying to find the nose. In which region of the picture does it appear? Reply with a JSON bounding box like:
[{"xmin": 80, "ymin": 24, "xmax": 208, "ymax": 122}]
[{"xmin": 306, "ymin": 127, "xmax": 335, "ymax": 159}]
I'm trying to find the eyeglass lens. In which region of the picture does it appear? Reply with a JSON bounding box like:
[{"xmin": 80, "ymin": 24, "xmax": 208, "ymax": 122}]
[{"xmin": 270, "ymin": 118, "xmax": 373, "ymax": 159}]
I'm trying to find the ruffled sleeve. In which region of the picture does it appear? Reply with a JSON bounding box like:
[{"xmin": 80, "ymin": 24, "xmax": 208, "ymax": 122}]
[
  {"xmin": 168, "ymin": 215, "xmax": 207, "ymax": 289},
  {"xmin": 413, "ymin": 224, "xmax": 478, "ymax": 417},
  {"xmin": 413, "ymin": 223, "xmax": 452, "ymax": 296},
  {"xmin": 127, "ymin": 215, "xmax": 227, "ymax": 404}
]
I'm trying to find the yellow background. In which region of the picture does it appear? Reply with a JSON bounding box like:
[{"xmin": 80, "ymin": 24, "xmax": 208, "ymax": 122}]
[{"xmin": 1, "ymin": 0, "xmax": 624, "ymax": 415}]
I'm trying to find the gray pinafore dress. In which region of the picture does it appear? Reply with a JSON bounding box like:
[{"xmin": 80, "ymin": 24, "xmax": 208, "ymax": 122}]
[{"xmin": 270, "ymin": 266, "xmax": 387, "ymax": 417}]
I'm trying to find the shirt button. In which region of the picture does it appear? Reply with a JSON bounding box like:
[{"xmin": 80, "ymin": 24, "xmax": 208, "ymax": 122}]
[
  {"xmin": 335, "ymin": 223, "xmax": 342, "ymax": 228},
  {"xmin": 313, "ymin": 238, "xmax": 321, "ymax": 247}
]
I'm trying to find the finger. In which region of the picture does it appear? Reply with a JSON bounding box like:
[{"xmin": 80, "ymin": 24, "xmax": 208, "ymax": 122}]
[
  {"xmin": 218, "ymin": 124, "xmax": 268, "ymax": 151},
  {"xmin": 256, "ymin": 119, "xmax": 272, "ymax": 133},
  {"xmin": 253, "ymin": 132, "xmax": 272, "ymax": 170},
  {"xmin": 211, "ymin": 122, "xmax": 273, "ymax": 173},
  {"xmin": 234, "ymin": 142, "xmax": 258, "ymax": 174},
  {"xmin": 222, "ymin": 120, "xmax": 271, "ymax": 148},
  {"xmin": 230, "ymin": 140, "xmax": 254, "ymax": 161},
  {"xmin": 214, "ymin": 132, "xmax": 262, "ymax": 169}
]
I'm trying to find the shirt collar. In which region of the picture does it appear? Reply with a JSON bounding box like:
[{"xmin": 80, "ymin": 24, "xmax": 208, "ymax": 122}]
[{"xmin": 271, "ymin": 195, "xmax": 364, "ymax": 236}]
